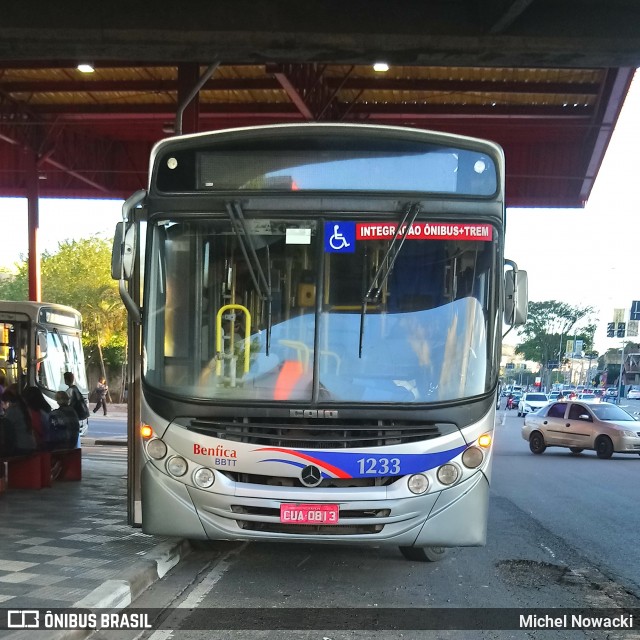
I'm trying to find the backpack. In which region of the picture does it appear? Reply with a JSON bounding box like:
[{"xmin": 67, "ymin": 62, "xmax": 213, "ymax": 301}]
[
  {"xmin": 70, "ymin": 386, "xmax": 90, "ymax": 420},
  {"xmin": 77, "ymin": 398, "xmax": 91, "ymax": 420}
]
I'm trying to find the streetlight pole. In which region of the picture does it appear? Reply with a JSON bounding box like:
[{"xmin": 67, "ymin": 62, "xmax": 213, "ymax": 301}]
[
  {"xmin": 569, "ymin": 329, "xmax": 577, "ymax": 387},
  {"xmin": 617, "ymin": 340, "xmax": 625, "ymax": 404},
  {"xmin": 558, "ymin": 332, "xmax": 564, "ymax": 388}
]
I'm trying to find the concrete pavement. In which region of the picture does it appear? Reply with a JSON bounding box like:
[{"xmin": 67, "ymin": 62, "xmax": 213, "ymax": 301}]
[{"xmin": 0, "ymin": 403, "xmax": 190, "ymax": 639}]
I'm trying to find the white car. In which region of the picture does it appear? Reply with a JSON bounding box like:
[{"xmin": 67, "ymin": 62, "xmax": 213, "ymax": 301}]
[
  {"xmin": 577, "ymin": 393, "xmax": 601, "ymax": 403},
  {"xmin": 627, "ymin": 386, "xmax": 640, "ymax": 400},
  {"xmin": 517, "ymin": 392, "xmax": 549, "ymax": 417}
]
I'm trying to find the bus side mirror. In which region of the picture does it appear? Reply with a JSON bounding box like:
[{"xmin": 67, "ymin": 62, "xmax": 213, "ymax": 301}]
[
  {"xmin": 111, "ymin": 221, "xmax": 136, "ymax": 280},
  {"xmin": 504, "ymin": 268, "xmax": 528, "ymax": 326}
]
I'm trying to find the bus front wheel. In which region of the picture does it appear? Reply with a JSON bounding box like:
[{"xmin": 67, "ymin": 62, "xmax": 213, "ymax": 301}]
[{"xmin": 399, "ymin": 546, "xmax": 446, "ymax": 562}]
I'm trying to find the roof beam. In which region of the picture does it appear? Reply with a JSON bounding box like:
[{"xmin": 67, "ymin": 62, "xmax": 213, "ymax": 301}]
[
  {"xmin": 269, "ymin": 64, "xmax": 314, "ymax": 120},
  {"xmin": 0, "ymin": 77, "xmax": 602, "ymax": 96},
  {"xmin": 0, "ymin": 93, "xmax": 118, "ymax": 194},
  {"xmin": 41, "ymin": 156, "xmax": 111, "ymax": 193},
  {"xmin": 3, "ymin": 1, "xmax": 640, "ymax": 67},
  {"xmin": 268, "ymin": 63, "xmax": 353, "ymax": 121},
  {"xmin": 23, "ymin": 101, "xmax": 595, "ymax": 119}
]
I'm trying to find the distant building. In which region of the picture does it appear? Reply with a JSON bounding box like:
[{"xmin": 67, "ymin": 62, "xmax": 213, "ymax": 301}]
[{"xmin": 601, "ymin": 345, "xmax": 640, "ymax": 388}]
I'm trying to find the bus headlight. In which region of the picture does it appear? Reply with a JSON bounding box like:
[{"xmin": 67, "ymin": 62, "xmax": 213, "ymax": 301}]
[
  {"xmin": 193, "ymin": 467, "xmax": 215, "ymax": 488},
  {"xmin": 146, "ymin": 438, "xmax": 167, "ymax": 460},
  {"xmin": 166, "ymin": 456, "xmax": 188, "ymax": 477},
  {"xmin": 461, "ymin": 446, "xmax": 484, "ymax": 469},
  {"xmin": 407, "ymin": 474, "xmax": 429, "ymax": 495},
  {"xmin": 437, "ymin": 463, "xmax": 460, "ymax": 486}
]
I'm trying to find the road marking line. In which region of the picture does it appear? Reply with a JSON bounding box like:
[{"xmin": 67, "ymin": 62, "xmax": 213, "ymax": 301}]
[
  {"xmin": 138, "ymin": 630, "xmax": 174, "ymax": 640},
  {"xmin": 178, "ymin": 543, "xmax": 247, "ymax": 609}
]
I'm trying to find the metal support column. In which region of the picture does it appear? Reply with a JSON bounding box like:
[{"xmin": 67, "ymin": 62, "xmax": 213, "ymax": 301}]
[{"xmin": 25, "ymin": 149, "xmax": 41, "ymax": 302}]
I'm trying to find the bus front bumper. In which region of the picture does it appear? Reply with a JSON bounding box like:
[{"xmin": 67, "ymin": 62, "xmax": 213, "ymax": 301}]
[{"xmin": 141, "ymin": 462, "xmax": 489, "ymax": 547}]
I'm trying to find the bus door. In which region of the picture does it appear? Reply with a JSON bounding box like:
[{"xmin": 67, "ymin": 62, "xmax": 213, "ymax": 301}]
[{"xmin": 0, "ymin": 314, "xmax": 30, "ymax": 390}]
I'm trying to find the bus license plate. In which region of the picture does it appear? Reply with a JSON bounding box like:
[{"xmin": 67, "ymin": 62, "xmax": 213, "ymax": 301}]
[{"xmin": 280, "ymin": 503, "xmax": 339, "ymax": 524}]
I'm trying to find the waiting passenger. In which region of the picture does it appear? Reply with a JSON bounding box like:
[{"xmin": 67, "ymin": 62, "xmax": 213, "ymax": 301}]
[
  {"xmin": 49, "ymin": 391, "xmax": 80, "ymax": 450},
  {"xmin": 0, "ymin": 385, "xmax": 37, "ymax": 456},
  {"xmin": 23, "ymin": 386, "xmax": 52, "ymax": 450},
  {"xmin": 64, "ymin": 371, "xmax": 89, "ymax": 422},
  {"xmin": 0, "ymin": 374, "xmax": 6, "ymax": 417}
]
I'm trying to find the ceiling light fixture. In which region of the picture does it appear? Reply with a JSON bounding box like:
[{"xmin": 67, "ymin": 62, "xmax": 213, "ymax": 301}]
[
  {"xmin": 373, "ymin": 62, "xmax": 389, "ymax": 72},
  {"xmin": 77, "ymin": 63, "xmax": 95, "ymax": 73}
]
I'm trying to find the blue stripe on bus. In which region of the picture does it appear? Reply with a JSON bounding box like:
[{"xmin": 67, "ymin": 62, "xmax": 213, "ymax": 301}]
[{"xmin": 255, "ymin": 444, "xmax": 468, "ymax": 478}]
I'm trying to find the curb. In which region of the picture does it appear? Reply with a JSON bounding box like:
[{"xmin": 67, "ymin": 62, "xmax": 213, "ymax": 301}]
[
  {"xmin": 5, "ymin": 540, "xmax": 191, "ymax": 640},
  {"xmin": 73, "ymin": 538, "xmax": 190, "ymax": 609},
  {"xmin": 90, "ymin": 439, "xmax": 128, "ymax": 446}
]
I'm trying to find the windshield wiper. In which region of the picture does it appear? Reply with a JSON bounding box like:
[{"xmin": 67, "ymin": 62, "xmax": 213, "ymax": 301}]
[
  {"xmin": 358, "ymin": 202, "xmax": 421, "ymax": 357},
  {"xmin": 52, "ymin": 327, "xmax": 71, "ymax": 366},
  {"xmin": 226, "ymin": 201, "xmax": 272, "ymax": 354}
]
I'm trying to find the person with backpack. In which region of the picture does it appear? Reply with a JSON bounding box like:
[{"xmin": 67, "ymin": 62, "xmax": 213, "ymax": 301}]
[{"xmin": 64, "ymin": 371, "xmax": 90, "ymax": 422}]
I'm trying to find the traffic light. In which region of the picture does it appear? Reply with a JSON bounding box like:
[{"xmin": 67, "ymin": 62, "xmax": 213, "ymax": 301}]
[
  {"xmin": 607, "ymin": 322, "xmax": 615, "ymax": 337},
  {"xmin": 617, "ymin": 322, "xmax": 626, "ymax": 338}
]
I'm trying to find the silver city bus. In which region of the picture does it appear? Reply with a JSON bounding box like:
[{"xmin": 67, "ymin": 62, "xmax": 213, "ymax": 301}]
[{"xmin": 112, "ymin": 123, "xmax": 527, "ymax": 561}]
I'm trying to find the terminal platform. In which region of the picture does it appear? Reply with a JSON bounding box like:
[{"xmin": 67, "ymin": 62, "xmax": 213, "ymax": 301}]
[{"xmin": 0, "ymin": 405, "xmax": 190, "ymax": 639}]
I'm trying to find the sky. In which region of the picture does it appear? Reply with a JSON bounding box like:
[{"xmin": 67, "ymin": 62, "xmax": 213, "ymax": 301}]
[{"xmin": 0, "ymin": 70, "xmax": 638, "ymax": 355}]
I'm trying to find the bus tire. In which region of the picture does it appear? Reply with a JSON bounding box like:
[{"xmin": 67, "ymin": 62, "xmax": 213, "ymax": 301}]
[
  {"xmin": 399, "ymin": 546, "xmax": 446, "ymax": 562},
  {"xmin": 528, "ymin": 432, "xmax": 546, "ymax": 454}
]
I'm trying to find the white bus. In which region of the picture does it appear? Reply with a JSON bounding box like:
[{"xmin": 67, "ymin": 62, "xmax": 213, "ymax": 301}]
[
  {"xmin": 0, "ymin": 300, "xmax": 89, "ymax": 432},
  {"xmin": 113, "ymin": 123, "xmax": 527, "ymax": 561}
]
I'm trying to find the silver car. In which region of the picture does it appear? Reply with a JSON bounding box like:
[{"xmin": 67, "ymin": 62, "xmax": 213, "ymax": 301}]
[{"xmin": 522, "ymin": 401, "xmax": 640, "ymax": 459}]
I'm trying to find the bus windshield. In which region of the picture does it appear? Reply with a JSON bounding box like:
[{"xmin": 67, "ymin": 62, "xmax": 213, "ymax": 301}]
[
  {"xmin": 38, "ymin": 329, "xmax": 88, "ymax": 394},
  {"xmin": 144, "ymin": 215, "xmax": 498, "ymax": 404}
]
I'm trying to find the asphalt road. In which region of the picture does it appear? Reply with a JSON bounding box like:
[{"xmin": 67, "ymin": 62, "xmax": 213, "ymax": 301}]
[
  {"xmin": 493, "ymin": 406, "xmax": 640, "ymax": 595},
  {"xmin": 87, "ymin": 405, "xmax": 640, "ymax": 640},
  {"xmin": 82, "ymin": 415, "xmax": 127, "ymax": 440}
]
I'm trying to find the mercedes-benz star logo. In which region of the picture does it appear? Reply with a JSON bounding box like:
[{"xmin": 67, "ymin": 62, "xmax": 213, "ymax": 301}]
[{"xmin": 300, "ymin": 465, "xmax": 323, "ymax": 487}]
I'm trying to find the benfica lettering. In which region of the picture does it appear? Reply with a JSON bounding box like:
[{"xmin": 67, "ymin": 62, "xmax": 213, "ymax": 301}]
[
  {"xmin": 193, "ymin": 443, "xmax": 237, "ymax": 458},
  {"xmin": 356, "ymin": 222, "xmax": 492, "ymax": 241}
]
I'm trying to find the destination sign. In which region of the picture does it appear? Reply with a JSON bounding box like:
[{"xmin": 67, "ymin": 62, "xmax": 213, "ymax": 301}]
[{"xmin": 356, "ymin": 222, "xmax": 493, "ymax": 241}]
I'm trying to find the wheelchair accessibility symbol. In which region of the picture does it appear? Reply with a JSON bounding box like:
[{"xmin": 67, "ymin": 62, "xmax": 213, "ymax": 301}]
[{"xmin": 324, "ymin": 221, "xmax": 355, "ymax": 253}]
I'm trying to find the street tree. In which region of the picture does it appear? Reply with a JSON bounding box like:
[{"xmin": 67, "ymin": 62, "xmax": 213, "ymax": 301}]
[
  {"xmin": 514, "ymin": 300, "xmax": 595, "ymax": 388},
  {"xmin": 0, "ymin": 237, "xmax": 126, "ymax": 374}
]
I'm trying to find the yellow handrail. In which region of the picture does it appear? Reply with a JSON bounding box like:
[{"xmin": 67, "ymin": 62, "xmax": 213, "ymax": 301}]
[{"xmin": 216, "ymin": 304, "xmax": 251, "ymax": 376}]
